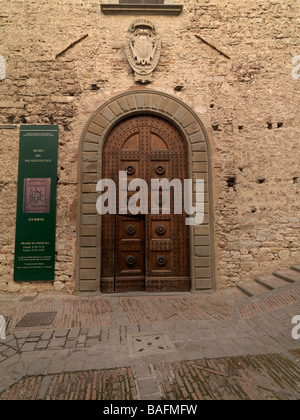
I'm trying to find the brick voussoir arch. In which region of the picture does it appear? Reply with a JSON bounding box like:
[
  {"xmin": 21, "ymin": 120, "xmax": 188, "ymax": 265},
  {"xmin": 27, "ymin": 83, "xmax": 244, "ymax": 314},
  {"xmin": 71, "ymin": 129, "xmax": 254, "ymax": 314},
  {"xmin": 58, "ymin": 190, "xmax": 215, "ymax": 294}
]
[{"xmin": 76, "ymin": 89, "xmax": 215, "ymax": 293}]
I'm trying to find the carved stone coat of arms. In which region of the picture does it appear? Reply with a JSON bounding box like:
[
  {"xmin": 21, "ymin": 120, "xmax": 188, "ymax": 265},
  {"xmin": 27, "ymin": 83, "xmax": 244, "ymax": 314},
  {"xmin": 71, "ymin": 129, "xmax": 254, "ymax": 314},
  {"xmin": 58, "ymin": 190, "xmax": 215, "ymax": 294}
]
[{"xmin": 125, "ymin": 20, "xmax": 161, "ymax": 83}]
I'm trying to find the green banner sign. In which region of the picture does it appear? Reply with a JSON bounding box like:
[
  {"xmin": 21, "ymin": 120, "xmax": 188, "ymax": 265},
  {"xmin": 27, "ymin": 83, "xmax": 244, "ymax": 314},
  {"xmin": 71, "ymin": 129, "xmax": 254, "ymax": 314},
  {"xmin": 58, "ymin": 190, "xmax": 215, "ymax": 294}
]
[{"xmin": 14, "ymin": 125, "xmax": 58, "ymax": 282}]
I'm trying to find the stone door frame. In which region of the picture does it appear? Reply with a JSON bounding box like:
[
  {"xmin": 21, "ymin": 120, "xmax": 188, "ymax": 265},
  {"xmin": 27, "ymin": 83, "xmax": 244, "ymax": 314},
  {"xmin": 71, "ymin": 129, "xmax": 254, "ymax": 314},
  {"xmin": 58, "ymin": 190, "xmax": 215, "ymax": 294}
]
[{"xmin": 76, "ymin": 89, "xmax": 216, "ymax": 293}]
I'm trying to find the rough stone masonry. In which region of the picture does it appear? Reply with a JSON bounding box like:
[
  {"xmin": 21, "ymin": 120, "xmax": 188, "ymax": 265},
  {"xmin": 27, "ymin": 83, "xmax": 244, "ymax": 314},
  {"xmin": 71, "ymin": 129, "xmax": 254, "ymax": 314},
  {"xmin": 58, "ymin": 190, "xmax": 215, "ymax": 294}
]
[{"xmin": 0, "ymin": 0, "xmax": 299, "ymax": 294}]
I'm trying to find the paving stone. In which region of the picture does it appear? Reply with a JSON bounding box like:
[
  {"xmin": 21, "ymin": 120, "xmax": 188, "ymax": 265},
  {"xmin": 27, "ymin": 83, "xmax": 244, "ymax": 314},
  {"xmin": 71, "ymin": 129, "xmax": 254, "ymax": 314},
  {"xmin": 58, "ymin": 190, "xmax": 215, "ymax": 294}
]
[
  {"xmin": 126, "ymin": 324, "xmax": 140, "ymax": 334},
  {"xmin": 203, "ymin": 345, "xmax": 225, "ymax": 359},
  {"xmin": 98, "ymin": 357, "xmax": 115, "ymax": 369},
  {"xmin": 65, "ymin": 339, "xmax": 77, "ymax": 349},
  {"xmin": 114, "ymin": 314, "xmax": 129, "ymax": 326},
  {"xmin": 2, "ymin": 348, "xmax": 17, "ymax": 358},
  {"xmin": 111, "ymin": 344, "xmax": 127, "ymax": 356},
  {"xmin": 35, "ymin": 340, "xmax": 49, "ymax": 350},
  {"xmin": 36, "ymin": 376, "xmax": 52, "ymax": 400},
  {"xmin": 54, "ymin": 349, "xmax": 71, "ymax": 359},
  {"xmin": 128, "ymin": 356, "xmax": 146, "ymax": 367},
  {"xmin": 41, "ymin": 330, "xmax": 53, "ymax": 340},
  {"xmin": 259, "ymin": 335, "xmax": 280, "ymax": 347},
  {"xmin": 282, "ymin": 305, "xmax": 299, "ymax": 317},
  {"xmin": 279, "ymin": 328, "xmax": 295, "ymax": 340},
  {"xmin": 86, "ymin": 346, "xmax": 102, "ymax": 357},
  {"xmin": 185, "ymin": 343, "xmax": 205, "ymax": 360},
  {"xmin": 83, "ymin": 355, "xmax": 101, "ymax": 370},
  {"xmin": 20, "ymin": 352, "xmax": 37, "ymax": 368},
  {"xmin": 26, "ymin": 337, "xmax": 40, "ymax": 342},
  {"xmin": 143, "ymin": 353, "xmax": 166, "ymax": 365},
  {"xmin": 29, "ymin": 330, "xmax": 43, "ymax": 338},
  {"xmin": 176, "ymin": 347, "xmax": 188, "ymax": 361},
  {"xmin": 108, "ymin": 327, "xmax": 120, "ymax": 337},
  {"xmin": 21, "ymin": 342, "xmax": 36, "ymax": 352},
  {"xmin": 54, "ymin": 329, "xmax": 69, "ymax": 338},
  {"xmin": 65, "ymin": 359, "xmax": 85, "ymax": 372},
  {"xmin": 48, "ymin": 337, "xmax": 66, "ymax": 349},
  {"xmin": 14, "ymin": 331, "xmax": 30, "ymax": 339},
  {"xmin": 87, "ymin": 326, "xmax": 101, "ymax": 338},
  {"xmin": 47, "ymin": 358, "xmax": 67, "ymax": 375},
  {"xmin": 195, "ymin": 329, "xmax": 217, "ymax": 340},
  {"xmin": 68, "ymin": 350, "xmax": 87, "ymax": 361},
  {"xmin": 77, "ymin": 335, "xmax": 86, "ymax": 345},
  {"xmin": 152, "ymin": 323, "xmax": 165, "ymax": 332},
  {"xmin": 114, "ymin": 357, "xmax": 130, "ymax": 368},
  {"xmin": 36, "ymin": 349, "xmax": 57, "ymax": 359},
  {"xmin": 0, "ymin": 344, "xmax": 8, "ymax": 352},
  {"xmin": 86, "ymin": 338, "xmax": 99, "ymax": 347},
  {"xmin": 3, "ymin": 334, "xmax": 14, "ymax": 343},
  {"xmin": 233, "ymin": 337, "xmax": 254, "ymax": 349},
  {"xmin": 27, "ymin": 358, "xmax": 50, "ymax": 376},
  {"xmin": 220, "ymin": 340, "xmax": 244, "ymax": 356},
  {"xmin": 164, "ymin": 351, "xmax": 182, "ymax": 362},
  {"xmin": 0, "ymin": 377, "xmax": 20, "ymax": 393},
  {"xmin": 137, "ymin": 378, "xmax": 160, "ymax": 396},
  {"xmin": 1, "ymin": 340, "xmax": 14, "ymax": 350},
  {"xmin": 67, "ymin": 328, "xmax": 81, "ymax": 339},
  {"xmin": 141, "ymin": 394, "xmax": 161, "ymax": 400},
  {"xmin": 9, "ymin": 362, "xmax": 24, "ymax": 376},
  {"xmin": 108, "ymin": 335, "xmax": 120, "ymax": 346},
  {"xmin": 133, "ymin": 364, "xmax": 152, "ymax": 378},
  {"xmin": 138, "ymin": 324, "xmax": 154, "ymax": 333},
  {"xmin": 5, "ymin": 339, "xmax": 18, "ymax": 350}
]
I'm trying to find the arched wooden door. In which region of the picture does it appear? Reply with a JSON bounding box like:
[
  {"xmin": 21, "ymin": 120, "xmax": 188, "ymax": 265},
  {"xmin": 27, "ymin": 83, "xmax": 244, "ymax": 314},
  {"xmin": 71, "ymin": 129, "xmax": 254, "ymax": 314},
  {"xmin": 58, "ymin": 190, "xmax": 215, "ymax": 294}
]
[{"xmin": 101, "ymin": 115, "xmax": 190, "ymax": 293}]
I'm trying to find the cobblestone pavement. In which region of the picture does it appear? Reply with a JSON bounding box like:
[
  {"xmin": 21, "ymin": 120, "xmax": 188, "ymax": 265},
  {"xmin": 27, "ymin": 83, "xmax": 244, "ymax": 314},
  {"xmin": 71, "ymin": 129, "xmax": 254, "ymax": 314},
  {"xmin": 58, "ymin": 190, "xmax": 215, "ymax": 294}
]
[{"xmin": 0, "ymin": 283, "xmax": 299, "ymax": 400}]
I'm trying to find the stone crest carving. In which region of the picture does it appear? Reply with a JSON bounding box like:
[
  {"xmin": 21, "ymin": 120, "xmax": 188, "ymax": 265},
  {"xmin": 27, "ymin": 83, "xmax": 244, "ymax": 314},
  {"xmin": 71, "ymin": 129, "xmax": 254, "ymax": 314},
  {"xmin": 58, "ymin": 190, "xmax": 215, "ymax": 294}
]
[{"xmin": 125, "ymin": 20, "xmax": 161, "ymax": 84}]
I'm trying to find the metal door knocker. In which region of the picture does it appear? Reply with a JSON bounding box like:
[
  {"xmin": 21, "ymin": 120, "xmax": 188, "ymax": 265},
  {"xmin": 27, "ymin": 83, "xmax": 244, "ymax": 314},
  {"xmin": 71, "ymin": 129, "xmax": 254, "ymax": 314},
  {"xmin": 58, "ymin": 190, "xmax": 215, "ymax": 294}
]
[
  {"xmin": 126, "ymin": 165, "xmax": 136, "ymax": 176},
  {"xmin": 155, "ymin": 224, "xmax": 166, "ymax": 236},
  {"xmin": 126, "ymin": 255, "xmax": 137, "ymax": 266},
  {"xmin": 156, "ymin": 255, "xmax": 167, "ymax": 267},
  {"xmin": 155, "ymin": 164, "xmax": 165, "ymax": 175},
  {"xmin": 126, "ymin": 224, "xmax": 136, "ymax": 236}
]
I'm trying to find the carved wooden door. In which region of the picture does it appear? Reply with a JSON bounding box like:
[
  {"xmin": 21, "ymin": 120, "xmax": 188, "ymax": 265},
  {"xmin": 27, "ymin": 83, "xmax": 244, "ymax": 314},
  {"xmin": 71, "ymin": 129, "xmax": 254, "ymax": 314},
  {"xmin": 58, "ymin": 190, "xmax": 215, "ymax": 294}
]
[{"xmin": 101, "ymin": 115, "xmax": 190, "ymax": 293}]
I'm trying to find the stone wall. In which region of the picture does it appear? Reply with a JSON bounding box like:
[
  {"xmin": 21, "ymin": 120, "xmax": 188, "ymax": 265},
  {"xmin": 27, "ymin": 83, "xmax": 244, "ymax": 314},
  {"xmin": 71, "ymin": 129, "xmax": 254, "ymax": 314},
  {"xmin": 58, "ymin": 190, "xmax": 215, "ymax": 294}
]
[{"xmin": 0, "ymin": 0, "xmax": 299, "ymax": 293}]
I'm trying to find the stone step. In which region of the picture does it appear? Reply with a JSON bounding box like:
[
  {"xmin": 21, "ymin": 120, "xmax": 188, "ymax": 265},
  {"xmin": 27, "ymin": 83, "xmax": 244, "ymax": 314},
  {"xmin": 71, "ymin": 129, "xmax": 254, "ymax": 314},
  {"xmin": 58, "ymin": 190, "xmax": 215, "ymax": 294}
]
[
  {"xmin": 237, "ymin": 284, "xmax": 254, "ymax": 298},
  {"xmin": 273, "ymin": 270, "xmax": 300, "ymax": 284},
  {"xmin": 254, "ymin": 275, "xmax": 288, "ymax": 291},
  {"xmin": 291, "ymin": 265, "xmax": 300, "ymax": 273},
  {"xmin": 237, "ymin": 280, "xmax": 269, "ymax": 298}
]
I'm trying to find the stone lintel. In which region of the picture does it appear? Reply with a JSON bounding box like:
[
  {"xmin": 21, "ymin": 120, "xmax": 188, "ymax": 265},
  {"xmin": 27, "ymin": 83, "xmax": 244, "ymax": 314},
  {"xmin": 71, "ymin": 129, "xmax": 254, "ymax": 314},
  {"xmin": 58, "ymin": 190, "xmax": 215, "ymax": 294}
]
[{"xmin": 100, "ymin": 4, "xmax": 183, "ymax": 16}]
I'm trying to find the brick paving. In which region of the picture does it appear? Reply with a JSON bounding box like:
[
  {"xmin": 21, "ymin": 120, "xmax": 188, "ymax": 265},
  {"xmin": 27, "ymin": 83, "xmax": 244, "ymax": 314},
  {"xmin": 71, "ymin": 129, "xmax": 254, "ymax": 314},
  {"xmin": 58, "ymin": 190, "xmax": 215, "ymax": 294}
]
[
  {"xmin": 238, "ymin": 302, "xmax": 264, "ymax": 319},
  {"xmin": 2, "ymin": 295, "xmax": 118, "ymax": 330},
  {"xmin": 0, "ymin": 353, "xmax": 299, "ymax": 400},
  {"xmin": 0, "ymin": 368, "xmax": 136, "ymax": 400},
  {"xmin": 154, "ymin": 354, "xmax": 300, "ymax": 400},
  {"xmin": 0, "ymin": 282, "xmax": 300, "ymax": 400},
  {"xmin": 263, "ymin": 291, "xmax": 297, "ymax": 312},
  {"xmin": 118, "ymin": 293, "xmax": 232, "ymax": 324}
]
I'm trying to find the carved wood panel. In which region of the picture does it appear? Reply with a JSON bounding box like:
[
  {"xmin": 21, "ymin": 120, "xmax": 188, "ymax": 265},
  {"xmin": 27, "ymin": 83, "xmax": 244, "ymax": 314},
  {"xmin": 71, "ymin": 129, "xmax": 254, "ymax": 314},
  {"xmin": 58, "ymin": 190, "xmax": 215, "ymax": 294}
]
[{"xmin": 101, "ymin": 115, "xmax": 190, "ymax": 293}]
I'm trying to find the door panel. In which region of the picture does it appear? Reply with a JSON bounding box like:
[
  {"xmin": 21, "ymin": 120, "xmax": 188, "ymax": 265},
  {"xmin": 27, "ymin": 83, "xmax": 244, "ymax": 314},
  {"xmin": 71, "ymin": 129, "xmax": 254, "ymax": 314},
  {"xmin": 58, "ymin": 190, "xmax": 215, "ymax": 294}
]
[
  {"xmin": 101, "ymin": 115, "xmax": 190, "ymax": 293},
  {"xmin": 115, "ymin": 215, "xmax": 145, "ymax": 292},
  {"xmin": 122, "ymin": 132, "xmax": 140, "ymax": 150},
  {"xmin": 150, "ymin": 132, "xmax": 168, "ymax": 150}
]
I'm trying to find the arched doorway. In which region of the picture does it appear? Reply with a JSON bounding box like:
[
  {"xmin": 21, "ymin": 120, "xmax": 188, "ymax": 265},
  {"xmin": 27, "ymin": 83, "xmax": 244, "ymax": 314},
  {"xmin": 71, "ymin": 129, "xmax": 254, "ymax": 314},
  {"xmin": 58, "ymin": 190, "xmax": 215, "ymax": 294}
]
[
  {"xmin": 76, "ymin": 90, "xmax": 215, "ymax": 293},
  {"xmin": 101, "ymin": 115, "xmax": 190, "ymax": 293}
]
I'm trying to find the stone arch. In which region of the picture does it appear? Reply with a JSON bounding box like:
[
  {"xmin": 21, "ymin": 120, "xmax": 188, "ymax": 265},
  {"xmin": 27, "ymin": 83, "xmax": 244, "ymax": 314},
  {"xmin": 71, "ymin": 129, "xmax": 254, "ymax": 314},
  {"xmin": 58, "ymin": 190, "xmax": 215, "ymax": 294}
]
[{"xmin": 76, "ymin": 89, "xmax": 215, "ymax": 292}]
